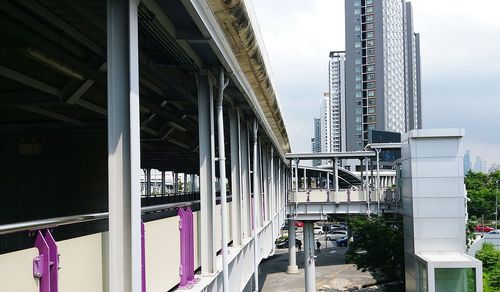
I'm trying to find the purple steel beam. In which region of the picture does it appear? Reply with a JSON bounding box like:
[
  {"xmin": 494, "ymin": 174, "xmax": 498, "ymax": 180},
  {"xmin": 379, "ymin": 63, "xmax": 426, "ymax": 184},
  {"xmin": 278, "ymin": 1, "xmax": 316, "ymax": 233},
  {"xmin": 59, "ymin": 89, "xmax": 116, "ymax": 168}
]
[
  {"xmin": 44, "ymin": 230, "xmax": 59, "ymax": 292},
  {"xmin": 33, "ymin": 229, "xmax": 59, "ymax": 292},
  {"xmin": 34, "ymin": 231, "xmax": 50, "ymax": 292},
  {"xmin": 186, "ymin": 207, "xmax": 195, "ymax": 284},
  {"xmin": 178, "ymin": 208, "xmax": 188, "ymax": 287},
  {"xmin": 141, "ymin": 221, "xmax": 146, "ymax": 292}
]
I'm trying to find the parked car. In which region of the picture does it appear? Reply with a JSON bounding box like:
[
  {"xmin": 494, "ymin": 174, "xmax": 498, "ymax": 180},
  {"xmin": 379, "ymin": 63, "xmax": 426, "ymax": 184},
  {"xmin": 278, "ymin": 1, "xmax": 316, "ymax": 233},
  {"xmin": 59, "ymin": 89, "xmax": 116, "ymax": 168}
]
[
  {"xmin": 487, "ymin": 229, "xmax": 500, "ymax": 235},
  {"xmin": 275, "ymin": 237, "xmax": 301, "ymax": 249},
  {"xmin": 295, "ymin": 221, "xmax": 304, "ymax": 228},
  {"xmin": 313, "ymin": 226, "xmax": 324, "ymax": 235},
  {"xmin": 475, "ymin": 225, "xmax": 495, "ymax": 233},
  {"xmin": 326, "ymin": 230, "xmax": 347, "ymax": 241},
  {"xmin": 336, "ymin": 236, "xmax": 348, "ymax": 247}
]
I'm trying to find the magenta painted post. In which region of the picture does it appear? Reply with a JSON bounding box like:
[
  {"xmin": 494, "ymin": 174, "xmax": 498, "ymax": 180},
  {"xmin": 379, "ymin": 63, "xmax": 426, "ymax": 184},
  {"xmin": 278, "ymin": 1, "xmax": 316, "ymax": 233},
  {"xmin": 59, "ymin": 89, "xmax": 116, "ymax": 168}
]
[
  {"xmin": 178, "ymin": 207, "xmax": 188, "ymax": 287},
  {"xmin": 44, "ymin": 230, "xmax": 59, "ymax": 292},
  {"xmin": 141, "ymin": 221, "xmax": 146, "ymax": 292},
  {"xmin": 33, "ymin": 231, "xmax": 50, "ymax": 292},
  {"xmin": 186, "ymin": 207, "xmax": 195, "ymax": 284}
]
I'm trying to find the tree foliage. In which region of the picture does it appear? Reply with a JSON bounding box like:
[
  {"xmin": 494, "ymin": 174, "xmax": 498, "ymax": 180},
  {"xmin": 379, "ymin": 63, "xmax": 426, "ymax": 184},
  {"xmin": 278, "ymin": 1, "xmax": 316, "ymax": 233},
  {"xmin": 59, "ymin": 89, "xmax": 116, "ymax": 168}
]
[
  {"xmin": 345, "ymin": 215, "xmax": 405, "ymax": 289},
  {"xmin": 476, "ymin": 243, "xmax": 500, "ymax": 291},
  {"xmin": 465, "ymin": 170, "xmax": 500, "ymax": 219}
]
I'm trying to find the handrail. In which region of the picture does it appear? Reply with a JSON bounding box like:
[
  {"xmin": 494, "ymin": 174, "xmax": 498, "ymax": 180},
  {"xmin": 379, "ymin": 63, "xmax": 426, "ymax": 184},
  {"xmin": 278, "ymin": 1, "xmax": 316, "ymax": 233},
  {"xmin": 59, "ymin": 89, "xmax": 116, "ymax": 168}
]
[{"xmin": 0, "ymin": 196, "xmax": 231, "ymax": 236}]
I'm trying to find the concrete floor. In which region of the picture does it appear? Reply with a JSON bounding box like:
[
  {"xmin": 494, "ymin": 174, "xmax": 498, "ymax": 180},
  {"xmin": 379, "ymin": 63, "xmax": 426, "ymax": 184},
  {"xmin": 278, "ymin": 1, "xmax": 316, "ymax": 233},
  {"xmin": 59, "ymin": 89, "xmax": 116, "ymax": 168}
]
[{"xmin": 258, "ymin": 243, "xmax": 379, "ymax": 292}]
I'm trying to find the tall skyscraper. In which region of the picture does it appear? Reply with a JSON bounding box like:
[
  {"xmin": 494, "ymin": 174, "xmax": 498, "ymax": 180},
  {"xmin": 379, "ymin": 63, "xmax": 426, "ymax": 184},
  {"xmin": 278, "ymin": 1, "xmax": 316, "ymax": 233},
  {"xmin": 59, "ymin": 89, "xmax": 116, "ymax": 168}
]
[
  {"xmin": 320, "ymin": 51, "xmax": 346, "ymax": 160},
  {"xmin": 311, "ymin": 118, "xmax": 321, "ymax": 166},
  {"xmin": 344, "ymin": 0, "xmax": 422, "ymax": 150}
]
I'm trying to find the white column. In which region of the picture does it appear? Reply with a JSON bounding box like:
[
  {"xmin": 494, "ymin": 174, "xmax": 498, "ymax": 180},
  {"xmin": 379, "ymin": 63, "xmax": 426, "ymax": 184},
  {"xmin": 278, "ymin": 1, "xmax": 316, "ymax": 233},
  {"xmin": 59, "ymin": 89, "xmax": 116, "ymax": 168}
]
[
  {"xmin": 334, "ymin": 158, "xmax": 339, "ymax": 203},
  {"xmin": 287, "ymin": 218, "xmax": 299, "ymax": 273},
  {"xmin": 197, "ymin": 71, "xmax": 216, "ymax": 275},
  {"xmin": 304, "ymin": 222, "xmax": 316, "ymax": 292},
  {"xmin": 106, "ymin": 0, "xmax": 141, "ymax": 290},
  {"xmin": 229, "ymin": 108, "xmax": 242, "ymax": 246},
  {"xmin": 252, "ymin": 119, "xmax": 259, "ymax": 290}
]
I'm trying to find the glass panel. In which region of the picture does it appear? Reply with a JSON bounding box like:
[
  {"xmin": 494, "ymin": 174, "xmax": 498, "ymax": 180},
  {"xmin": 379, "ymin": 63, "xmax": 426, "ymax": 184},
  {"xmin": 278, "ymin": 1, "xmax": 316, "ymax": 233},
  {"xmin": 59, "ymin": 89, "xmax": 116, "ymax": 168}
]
[
  {"xmin": 418, "ymin": 261, "xmax": 428, "ymax": 292},
  {"xmin": 435, "ymin": 268, "xmax": 475, "ymax": 292}
]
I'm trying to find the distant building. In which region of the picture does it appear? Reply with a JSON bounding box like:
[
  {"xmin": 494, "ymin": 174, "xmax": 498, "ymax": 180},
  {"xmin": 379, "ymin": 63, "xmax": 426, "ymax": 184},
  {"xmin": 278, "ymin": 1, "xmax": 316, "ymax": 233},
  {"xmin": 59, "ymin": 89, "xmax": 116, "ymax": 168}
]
[
  {"xmin": 473, "ymin": 156, "xmax": 488, "ymax": 174},
  {"xmin": 344, "ymin": 0, "xmax": 422, "ymax": 150},
  {"xmin": 464, "ymin": 150, "xmax": 471, "ymax": 174},
  {"xmin": 320, "ymin": 51, "xmax": 346, "ymax": 161},
  {"xmin": 311, "ymin": 118, "xmax": 321, "ymax": 166}
]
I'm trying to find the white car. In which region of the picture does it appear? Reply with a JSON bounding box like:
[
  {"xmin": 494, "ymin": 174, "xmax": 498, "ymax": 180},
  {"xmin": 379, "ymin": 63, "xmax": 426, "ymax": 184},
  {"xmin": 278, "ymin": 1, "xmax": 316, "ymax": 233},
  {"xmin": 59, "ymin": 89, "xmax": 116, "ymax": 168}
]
[
  {"xmin": 313, "ymin": 226, "xmax": 324, "ymax": 235},
  {"xmin": 326, "ymin": 230, "xmax": 348, "ymax": 241}
]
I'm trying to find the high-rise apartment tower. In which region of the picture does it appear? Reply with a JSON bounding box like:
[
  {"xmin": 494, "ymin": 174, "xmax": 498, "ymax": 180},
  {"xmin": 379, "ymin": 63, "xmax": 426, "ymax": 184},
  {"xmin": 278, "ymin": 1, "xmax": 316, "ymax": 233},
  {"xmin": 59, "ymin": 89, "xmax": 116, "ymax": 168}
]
[
  {"xmin": 321, "ymin": 51, "xmax": 346, "ymax": 158},
  {"xmin": 344, "ymin": 0, "xmax": 421, "ymax": 150}
]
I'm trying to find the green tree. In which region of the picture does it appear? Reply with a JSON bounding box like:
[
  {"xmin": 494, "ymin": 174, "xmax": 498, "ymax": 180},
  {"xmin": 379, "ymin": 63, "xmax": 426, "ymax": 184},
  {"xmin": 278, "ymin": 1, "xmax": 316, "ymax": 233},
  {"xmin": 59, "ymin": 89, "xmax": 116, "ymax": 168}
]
[
  {"xmin": 345, "ymin": 215, "xmax": 405, "ymax": 290},
  {"xmin": 476, "ymin": 243, "xmax": 500, "ymax": 291},
  {"xmin": 465, "ymin": 170, "xmax": 500, "ymax": 219}
]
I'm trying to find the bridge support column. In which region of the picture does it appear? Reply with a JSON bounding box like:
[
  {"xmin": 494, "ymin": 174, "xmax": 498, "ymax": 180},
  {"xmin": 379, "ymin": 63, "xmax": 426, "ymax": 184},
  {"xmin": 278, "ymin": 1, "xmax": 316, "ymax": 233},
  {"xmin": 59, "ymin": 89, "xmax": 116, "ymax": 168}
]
[
  {"xmin": 229, "ymin": 108, "xmax": 242, "ymax": 246},
  {"xmin": 197, "ymin": 71, "xmax": 216, "ymax": 275},
  {"xmin": 334, "ymin": 158, "xmax": 339, "ymax": 203},
  {"xmin": 303, "ymin": 221, "xmax": 316, "ymax": 292},
  {"xmin": 106, "ymin": 0, "xmax": 141, "ymax": 290},
  {"xmin": 161, "ymin": 170, "xmax": 165, "ymax": 195},
  {"xmin": 287, "ymin": 218, "xmax": 299, "ymax": 274},
  {"xmin": 252, "ymin": 119, "xmax": 260, "ymax": 290}
]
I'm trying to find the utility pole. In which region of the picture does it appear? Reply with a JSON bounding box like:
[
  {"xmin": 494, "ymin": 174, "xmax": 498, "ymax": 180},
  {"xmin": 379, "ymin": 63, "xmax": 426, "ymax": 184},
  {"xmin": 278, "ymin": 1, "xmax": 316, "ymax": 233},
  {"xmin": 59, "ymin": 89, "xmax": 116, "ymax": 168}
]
[{"xmin": 496, "ymin": 180, "xmax": 499, "ymax": 230}]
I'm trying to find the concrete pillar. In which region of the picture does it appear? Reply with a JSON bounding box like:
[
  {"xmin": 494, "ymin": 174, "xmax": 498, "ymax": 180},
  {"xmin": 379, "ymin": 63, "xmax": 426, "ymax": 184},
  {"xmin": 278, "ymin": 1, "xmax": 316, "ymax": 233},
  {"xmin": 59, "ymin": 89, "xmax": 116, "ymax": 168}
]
[
  {"xmin": 161, "ymin": 170, "xmax": 165, "ymax": 195},
  {"xmin": 303, "ymin": 167, "xmax": 307, "ymax": 190},
  {"xmin": 365, "ymin": 158, "xmax": 370, "ymax": 215},
  {"xmin": 240, "ymin": 122, "xmax": 251, "ymax": 238},
  {"xmin": 229, "ymin": 108, "xmax": 242, "ymax": 245},
  {"xmin": 303, "ymin": 222, "xmax": 316, "ymax": 292},
  {"xmin": 174, "ymin": 172, "xmax": 179, "ymax": 194},
  {"xmin": 183, "ymin": 173, "xmax": 187, "ymax": 193},
  {"xmin": 146, "ymin": 168, "xmax": 151, "ymax": 197},
  {"xmin": 252, "ymin": 119, "xmax": 259, "ymax": 290},
  {"xmin": 287, "ymin": 218, "xmax": 299, "ymax": 274},
  {"xmin": 360, "ymin": 158, "xmax": 364, "ymax": 191},
  {"xmin": 106, "ymin": 0, "xmax": 141, "ymax": 290},
  {"xmin": 197, "ymin": 71, "xmax": 216, "ymax": 275},
  {"xmin": 334, "ymin": 158, "xmax": 339, "ymax": 203}
]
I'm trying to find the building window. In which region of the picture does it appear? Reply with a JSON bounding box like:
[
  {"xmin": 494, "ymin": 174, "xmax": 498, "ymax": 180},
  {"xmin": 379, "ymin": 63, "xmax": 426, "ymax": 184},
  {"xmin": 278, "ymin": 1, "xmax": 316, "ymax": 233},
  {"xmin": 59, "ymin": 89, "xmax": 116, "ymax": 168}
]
[
  {"xmin": 355, "ymin": 42, "xmax": 361, "ymax": 48},
  {"xmin": 368, "ymin": 99, "xmax": 376, "ymax": 106},
  {"xmin": 355, "ymin": 66, "xmax": 361, "ymax": 73},
  {"xmin": 366, "ymin": 6, "xmax": 374, "ymax": 13},
  {"xmin": 355, "ymin": 109, "xmax": 362, "ymax": 115},
  {"xmin": 366, "ymin": 0, "xmax": 373, "ymax": 4},
  {"xmin": 355, "ymin": 58, "xmax": 362, "ymax": 65},
  {"xmin": 355, "ymin": 75, "xmax": 362, "ymax": 81},
  {"xmin": 365, "ymin": 23, "xmax": 374, "ymax": 30},
  {"xmin": 367, "ymin": 107, "xmax": 376, "ymax": 114},
  {"xmin": 354, "ymin": 0, "xmax": 361, "ymax": 7},
  {"xmin": 366, "ymin": 65, "xmax": 375, "ymax": 72},
  {"xmin": 365, "ymin": 15, "xmax": 374, "ymax": 22},
  {"xmin": 355, "ymin": 25, "xmax": 361, "ymax": 31},
  {"xmin": 366, "ymin": 31, "xmax": 374, "ymax": 39},
  {"xmin": 367, "ymin": 124, "xmax": 375, "ymax": 130},
  {"xmin": 367, "ymin": 56, "xmax": 375, "ymax": 64},
  {"xmin": 367, "ymin": 48, "xmax": 375, "ymax": 55},
  {"xmin": 354, "ymin": 8, "xmax": 361, "ymax": 15},
  {"xmin": 367, "ymin": 73, "xmax": 376, "ymax": 80},
  {"xmin": 355, "ymin": 117, "xmax": 362, "ymax": 123},
  {"xmin": 366, "ymin": 115, "xmax": 376, "ymax": 122},
  {"xmin": 355, "ymin": 92, "xmax": 362, "ymax": 98},
  {"xmin": 366, "ymin": 39, "xmax": 375, "ymax": 47},
  {"xmin": 355, "ymin": 83, "xmax": 362, "ymax": 90},
  {"xmin": 355, "ymin": 50, "xmax": 362, "ymax": 56},
  {"xmin": 366, "ymin": 82, "xmax": 375, "ymax": 89},
  {"xmin": 367, "ymin": 90, "xmax": 375, "ymax": 97}
]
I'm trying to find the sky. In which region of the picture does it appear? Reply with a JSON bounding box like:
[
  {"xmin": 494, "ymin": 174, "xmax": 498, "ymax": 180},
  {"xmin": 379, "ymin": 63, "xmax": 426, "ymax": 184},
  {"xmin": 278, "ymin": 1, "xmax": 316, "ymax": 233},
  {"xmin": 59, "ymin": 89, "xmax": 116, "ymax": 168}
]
[{"xmin": 250, "ymin": 0, "xmax": 500, "ymax": 166}]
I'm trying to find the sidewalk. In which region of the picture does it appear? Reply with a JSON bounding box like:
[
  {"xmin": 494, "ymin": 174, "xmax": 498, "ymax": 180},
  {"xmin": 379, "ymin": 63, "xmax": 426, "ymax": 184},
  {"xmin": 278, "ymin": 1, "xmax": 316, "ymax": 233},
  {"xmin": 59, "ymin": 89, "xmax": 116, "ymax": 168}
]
[{"xmin": 259, "ymin": 246, "xmax": 379, "ymax": 291}]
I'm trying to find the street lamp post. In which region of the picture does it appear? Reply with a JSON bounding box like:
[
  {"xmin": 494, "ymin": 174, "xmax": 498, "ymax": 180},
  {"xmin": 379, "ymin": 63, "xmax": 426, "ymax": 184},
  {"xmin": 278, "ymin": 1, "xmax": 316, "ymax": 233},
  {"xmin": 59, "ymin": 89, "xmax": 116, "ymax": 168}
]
[{"xmin": 496, "ymin": 180, "xmax": 499, "ymax": 230}]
